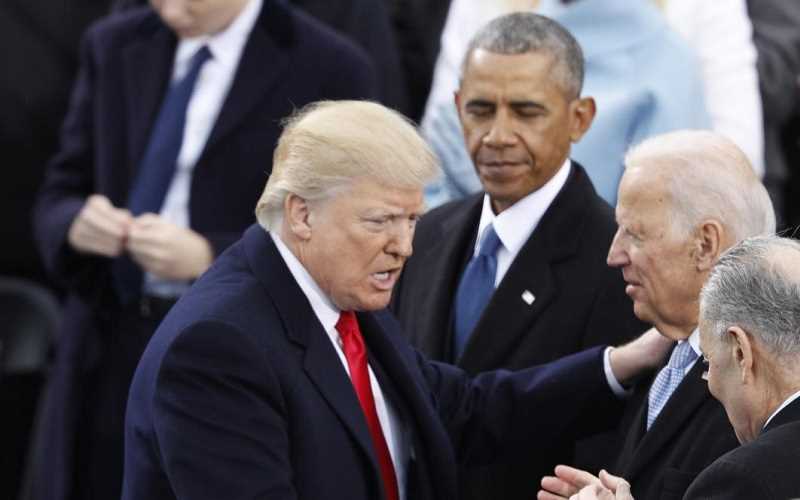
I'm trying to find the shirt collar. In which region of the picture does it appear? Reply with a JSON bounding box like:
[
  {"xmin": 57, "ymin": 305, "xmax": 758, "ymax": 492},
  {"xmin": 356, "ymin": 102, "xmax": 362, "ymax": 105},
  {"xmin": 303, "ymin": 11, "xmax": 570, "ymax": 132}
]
[
  {"xmin": 172, "ymin": 0, "xmax": 262, "ymax": 78},
  {"xmin": 764, "ymin": 389, "xmax": 800, "ymax": 430},
  {"xmin": 686, "ymin": 328, "xmax": 702, "ymax": 357},
  {"xmin": 270, "ymin": 231, "xmax": 340, "ymax": 333},
  {"xmin": 474, "ymin": 159, "xmax": 571, "ymax": 257}
]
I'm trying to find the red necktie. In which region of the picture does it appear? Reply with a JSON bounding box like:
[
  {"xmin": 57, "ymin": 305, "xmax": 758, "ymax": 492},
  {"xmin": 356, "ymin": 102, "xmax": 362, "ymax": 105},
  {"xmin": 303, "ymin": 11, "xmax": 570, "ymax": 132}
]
[{"xmin": 336, "ymin": 311, "xmax": 399, "ymax": 500}]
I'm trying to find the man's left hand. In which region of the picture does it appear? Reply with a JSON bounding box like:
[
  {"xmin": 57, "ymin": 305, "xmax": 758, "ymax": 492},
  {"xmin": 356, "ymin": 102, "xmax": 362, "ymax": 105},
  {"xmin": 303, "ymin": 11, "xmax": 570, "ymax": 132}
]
[
  {"xmin": 539, "ymin": 466, "xmax": 634, "ymax": 500},
  {"xmin": 126, "ymin": 213, "xmax": 213, "ymax": 280}
]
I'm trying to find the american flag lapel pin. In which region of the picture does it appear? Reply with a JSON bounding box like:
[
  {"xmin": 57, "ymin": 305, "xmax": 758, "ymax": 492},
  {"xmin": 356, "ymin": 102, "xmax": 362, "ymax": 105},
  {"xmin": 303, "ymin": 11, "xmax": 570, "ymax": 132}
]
[{"xmin": 521, "ymin": 290, "xmax": 535, "ymax": 305}]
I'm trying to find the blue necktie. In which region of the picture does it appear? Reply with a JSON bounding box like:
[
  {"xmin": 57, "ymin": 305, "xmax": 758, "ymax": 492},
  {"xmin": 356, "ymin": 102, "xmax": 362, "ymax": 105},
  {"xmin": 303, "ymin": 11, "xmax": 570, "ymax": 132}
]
[
  {"xmin": 127, "ymin": 45, "xmax": 212, "ymax": 215},
  {"xmin": 647, "ymin": 340, "xmax": 698, "ymax": 429},
  {"xmin": 115, "ymin": 46, "xmax": 212, "ymax": 303},
  {"xmin": 452, "ymin": 224, "xmax": 501, "ymax": 360}
]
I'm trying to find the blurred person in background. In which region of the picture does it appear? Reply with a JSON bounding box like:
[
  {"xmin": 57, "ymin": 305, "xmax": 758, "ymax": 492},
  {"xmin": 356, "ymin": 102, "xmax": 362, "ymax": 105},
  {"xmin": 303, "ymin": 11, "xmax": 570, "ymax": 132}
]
[
  {"xmin": 746, "ymin": 0, "xmax": 800, "ymax": 230},
  {"xmin": 31, "ymin": 1, "xmax": 376, "ymax": 499},
  {"xmin": 0, "ymin": 2, "xmax": 112, "ymax": 499}
]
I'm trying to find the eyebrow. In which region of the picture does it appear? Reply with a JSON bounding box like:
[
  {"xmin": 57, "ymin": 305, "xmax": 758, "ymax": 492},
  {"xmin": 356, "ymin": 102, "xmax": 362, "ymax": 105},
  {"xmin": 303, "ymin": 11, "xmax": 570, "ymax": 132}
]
[{"xmin": 509, "ymin": 101, "xmax": 546, "ymax": 111}]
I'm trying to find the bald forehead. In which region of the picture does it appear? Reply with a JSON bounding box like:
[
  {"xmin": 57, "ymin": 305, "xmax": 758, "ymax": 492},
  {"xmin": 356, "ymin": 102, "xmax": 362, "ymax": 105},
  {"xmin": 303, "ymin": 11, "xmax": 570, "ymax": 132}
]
[{"xmin": 619, "ymin": 166, "xmax": 672, "ymax": 207}]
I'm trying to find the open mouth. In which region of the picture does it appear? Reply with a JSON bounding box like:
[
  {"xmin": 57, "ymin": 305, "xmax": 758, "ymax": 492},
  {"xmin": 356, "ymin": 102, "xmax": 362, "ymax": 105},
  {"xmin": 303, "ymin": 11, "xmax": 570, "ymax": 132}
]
[{"xmin": 371, "ymin": 268, "xmax": 400, "ymax": 290}]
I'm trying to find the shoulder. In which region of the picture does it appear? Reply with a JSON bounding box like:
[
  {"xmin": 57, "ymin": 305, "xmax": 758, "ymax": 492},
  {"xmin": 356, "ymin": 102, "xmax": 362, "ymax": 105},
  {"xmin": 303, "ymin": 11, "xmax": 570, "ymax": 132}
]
[
  {"xmin": 560, "ymin": 163, "xmax": 618, "ymax": 243},
  {"xmin": 83, "ymin": 6, "xmax": 164, "ymax": 48},
  {"xmin": 262, "ymin": 2, "xmax": 372, "ymax": 66},
  {"xmin": 417, "ymin": 194, "xmax": 480, "ymax": 234},
  {"xmin": 686, "ymin": 432, "xmax": 800, "ymax": 500}
]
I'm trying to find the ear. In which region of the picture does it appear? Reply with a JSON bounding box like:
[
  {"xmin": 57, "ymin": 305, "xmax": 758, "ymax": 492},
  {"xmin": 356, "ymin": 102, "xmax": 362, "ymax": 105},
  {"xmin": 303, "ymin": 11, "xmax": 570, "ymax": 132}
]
[
  {"xmin": 692, "ymin": 220, "xmax": 724, "ymax": 271},
  {"xmin": 726, "ymin": 326, "xmax": 754, "ymax": 383},
  {"xmin": 283, "ymin": 193, "xmax": 313, "ymax": 241},
  {"xmin": 568, "ymin": 96, "xmax": 596, "ymax": 143}
]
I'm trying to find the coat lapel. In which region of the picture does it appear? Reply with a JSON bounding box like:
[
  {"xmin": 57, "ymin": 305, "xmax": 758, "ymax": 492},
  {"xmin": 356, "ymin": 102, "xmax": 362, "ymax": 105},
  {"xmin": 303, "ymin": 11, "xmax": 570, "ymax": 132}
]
[
  {"xmin": 458, "ymin": 164, "xmax": 591, "ymax": 372},
  {"xmin": 625, "ymin": 360, "xmax": 711, "ymax": 480},
  {"xmin": 405, "ymin": 195, "xmax": 482, "ymax": 361},
  {"xmin": 241, "ymin": 225, "xmax": 379, "ymax": 482},
  {"xmin": 121, "ymin": 16, "xmax": 176, "ymax": 189},
  {"xmin": 359, "ymin": 311, "xmax": 459, "ymax": 500},
  {"xmin": 199, "ymin": 1, "xmax": 292, "ymax": 159}
]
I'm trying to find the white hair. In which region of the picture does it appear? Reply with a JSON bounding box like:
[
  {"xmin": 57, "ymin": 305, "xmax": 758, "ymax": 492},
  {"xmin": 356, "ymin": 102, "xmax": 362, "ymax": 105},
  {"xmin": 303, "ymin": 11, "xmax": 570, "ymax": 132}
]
[
  {"xmin": 624, "ymin": 130, "xmax": 775, "ymax": 241},
  {"xmin": 700, "ymin": 235, "xmax": 800, "ymax": 359}
]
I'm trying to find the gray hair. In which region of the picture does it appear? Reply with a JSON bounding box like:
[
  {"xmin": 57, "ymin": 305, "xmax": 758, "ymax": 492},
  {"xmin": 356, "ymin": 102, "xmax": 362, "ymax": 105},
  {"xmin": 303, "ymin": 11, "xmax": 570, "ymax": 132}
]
[
  {"xmin": 700, "ymin": 235, "xmax": 800, "ymax": 359},
  {"xmin": 463, "ymin": 12, "xmax": 584, "ymax": 98},
  {"xmin": 255, "ymin": 100, "xmax": 440, "ymax": 231},
  {"xmin": 624, "ymin": 130, "xmax": 776, "ymax": 242}
]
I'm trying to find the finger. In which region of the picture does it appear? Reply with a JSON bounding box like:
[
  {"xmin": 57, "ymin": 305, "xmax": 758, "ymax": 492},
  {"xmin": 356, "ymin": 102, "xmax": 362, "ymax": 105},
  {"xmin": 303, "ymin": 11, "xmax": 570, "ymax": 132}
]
[
  {"xmin": 554, "ymin": 465, "xmax": 601, "ymax": 488},
  {"xmin": 132, "ymin": 212, "xmax": 164, "ymax": 228},
  {"xmin": 537, "ymin": 489, "xmax": 570, "ymax": 500},
  {"xmin": 71, "ymin": 215, "xmax": 123, "ymax": 256},
  {"xmin": 615, "ymin": 481, "xmax": 631, "ymax": 500},
  {"xmin": 541, "ymin": 476, "xmax": 579, "ymax": 497},
  {"xmin": 598, "ymin": 470, "xmax": 626, "ymax": 490}
]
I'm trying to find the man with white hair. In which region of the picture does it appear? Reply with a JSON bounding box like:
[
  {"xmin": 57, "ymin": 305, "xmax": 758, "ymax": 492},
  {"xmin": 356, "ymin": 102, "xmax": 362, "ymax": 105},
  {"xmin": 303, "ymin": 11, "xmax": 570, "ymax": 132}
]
[
  {"xmin": 539, "ymin": 129, "xmax": 776, "ymax": 500},
  {"xmin": 542, "ymin": 235, "xmax": 800, "ymax": 500},
  {"xmin": 122, "ymin": 100, "xmax": 669, "ymax": 500}
]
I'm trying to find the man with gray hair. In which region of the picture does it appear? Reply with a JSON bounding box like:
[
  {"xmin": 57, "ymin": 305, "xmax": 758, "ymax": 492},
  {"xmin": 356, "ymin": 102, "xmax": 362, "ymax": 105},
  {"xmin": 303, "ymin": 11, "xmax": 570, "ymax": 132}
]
[
  {"xmin": 122, "ymin": 100, "xmax": 670, "ymax": 500},
  {"xmin": 541, "ymin": 235, "xmax": 800, "ymax": 500},
  {"xmin": 538, "ymin": 130, "xmax": 777, "ymax": 500},
  {"xmin": 393, "ymin": 12, "xmax": 645, "ymax": 499}
]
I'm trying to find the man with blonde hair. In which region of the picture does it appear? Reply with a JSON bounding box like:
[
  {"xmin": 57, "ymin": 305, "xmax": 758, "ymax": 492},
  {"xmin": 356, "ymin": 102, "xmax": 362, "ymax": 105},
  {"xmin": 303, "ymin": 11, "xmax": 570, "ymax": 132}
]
[
  {"xmin": 539, "ymin": 130, "xmax": 776, "ymax": 500},
  {"xmin": 123, "ymin": 100, "xmax": 671, "ymax": 500}
]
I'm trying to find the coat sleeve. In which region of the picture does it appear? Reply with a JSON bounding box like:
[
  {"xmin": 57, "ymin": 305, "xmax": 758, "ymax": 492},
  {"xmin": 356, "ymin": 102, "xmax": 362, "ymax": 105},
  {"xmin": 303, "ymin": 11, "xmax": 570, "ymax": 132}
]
[
  {"xmin": 32, "ymin": 26, "xmax": 110, "ymax": 298},
  {"xmin": 417, "ymin": 346, "xmax": 621, "ymax": 465}
]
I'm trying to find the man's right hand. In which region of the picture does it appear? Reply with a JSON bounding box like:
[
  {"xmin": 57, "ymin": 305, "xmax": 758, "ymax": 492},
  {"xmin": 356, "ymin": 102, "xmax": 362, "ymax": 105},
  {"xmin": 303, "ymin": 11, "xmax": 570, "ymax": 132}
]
[{"xmin": 67, "ymin": 194, "xmax": 133, "ymax": 257}]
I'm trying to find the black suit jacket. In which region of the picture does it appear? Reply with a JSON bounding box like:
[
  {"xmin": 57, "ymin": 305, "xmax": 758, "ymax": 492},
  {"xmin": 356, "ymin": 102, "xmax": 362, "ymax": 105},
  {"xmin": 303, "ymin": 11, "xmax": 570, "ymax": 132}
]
[
  {"xmin": 613, "ymin": 354, "xmax": 740, "ymax": 500},
  {"xmin": 392, "ymin": 163, "xmax": 646, "ymax": 499},
  {"xmin": 31, "ymin": 4, "xmax": 377, "ymax": 500},
  {"xmin": 122, "ymin": 224, "xmax": 620, "ymax": 500},
  {"xmin": 746, "ymin": 0, "xmax": 800, "ymax": 218},
  {"xmin": 684, "ymin": 396, "xmax": 800, "ymax": 500}
]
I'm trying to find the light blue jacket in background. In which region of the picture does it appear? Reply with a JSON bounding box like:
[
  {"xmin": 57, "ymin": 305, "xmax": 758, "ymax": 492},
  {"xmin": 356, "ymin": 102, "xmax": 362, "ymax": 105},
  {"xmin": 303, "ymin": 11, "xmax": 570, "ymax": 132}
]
[{"xmin": 423, "ymin": 0, "xmax": 710, "ymax": 207}]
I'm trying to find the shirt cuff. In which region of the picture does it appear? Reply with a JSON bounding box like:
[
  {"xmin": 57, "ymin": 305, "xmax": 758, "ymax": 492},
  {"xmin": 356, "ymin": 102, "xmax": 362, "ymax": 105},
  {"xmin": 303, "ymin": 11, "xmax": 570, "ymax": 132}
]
[{"xmin": 604, "ymin": 347, "xmax": 632, "ymax": 398}]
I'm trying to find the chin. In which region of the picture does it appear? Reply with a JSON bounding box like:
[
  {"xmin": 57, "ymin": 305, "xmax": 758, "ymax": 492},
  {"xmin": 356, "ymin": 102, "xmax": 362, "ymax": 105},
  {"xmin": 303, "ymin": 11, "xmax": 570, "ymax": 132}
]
[{"xmin": 351, "ymin": 294, "xmax": 392, "ymax": 312}]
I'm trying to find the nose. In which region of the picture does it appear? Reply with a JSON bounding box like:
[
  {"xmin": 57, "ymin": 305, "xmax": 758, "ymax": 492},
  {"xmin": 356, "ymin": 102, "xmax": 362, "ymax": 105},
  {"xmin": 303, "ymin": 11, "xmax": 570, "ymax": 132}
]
[
  {"xmin": 388, "ymin": 220, "xmax": 414, "ymax": 259},
  {"xmin": 606, "ymin": 227, "xmax": 629, "ymax": 268},
  {"xmin": 483, "ymin": 110, "xmax": 517, "ymax": 148}
]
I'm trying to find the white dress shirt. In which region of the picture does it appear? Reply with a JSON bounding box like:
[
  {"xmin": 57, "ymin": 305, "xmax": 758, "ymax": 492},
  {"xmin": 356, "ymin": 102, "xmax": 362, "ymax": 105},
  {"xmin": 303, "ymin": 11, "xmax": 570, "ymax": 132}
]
[
  {"xmin": 145, "ymin": 0, "xmax": 262, "ymax": 296},
  {"xmin": 473, "ymin": 159, "xmax": 571, "ymax": 287},
  {"xmin": 270, "ymin": 232, "xmax": 409, "ymax": 500}
]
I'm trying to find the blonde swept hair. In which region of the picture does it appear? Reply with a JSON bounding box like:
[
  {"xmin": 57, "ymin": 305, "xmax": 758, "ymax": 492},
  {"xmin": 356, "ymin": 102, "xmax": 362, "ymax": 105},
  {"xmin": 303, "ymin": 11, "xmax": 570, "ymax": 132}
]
[
  {"xmin": 623, "ymin": 130, "xmax": 775, "ymax": 242},
  {"xmin": 255, "ymin": 100, "xmax": 440, "ymax": 231}
]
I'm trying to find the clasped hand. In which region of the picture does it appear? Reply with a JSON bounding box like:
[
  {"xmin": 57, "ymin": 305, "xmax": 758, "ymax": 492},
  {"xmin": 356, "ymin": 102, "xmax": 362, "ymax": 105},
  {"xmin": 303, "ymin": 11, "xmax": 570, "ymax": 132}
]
[
  {"xmin": 538, "ymin": 465, "xmax": 634, "ymax": 500},
  {"xmin": 67, "ymin": 194, "xmax": 212, "ymax": 280}
]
